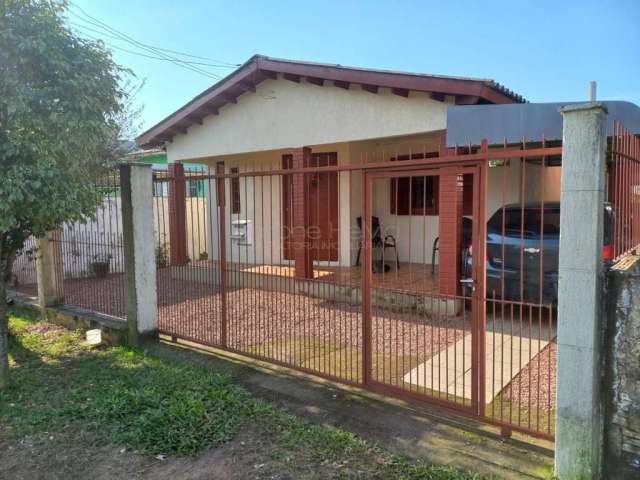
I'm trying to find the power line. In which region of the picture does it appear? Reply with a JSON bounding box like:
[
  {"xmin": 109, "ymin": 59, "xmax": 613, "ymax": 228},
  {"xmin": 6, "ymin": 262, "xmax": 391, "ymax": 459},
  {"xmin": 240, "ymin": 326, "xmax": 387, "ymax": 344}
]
[
  {"xmin": 67, "ymin": 6, "xmax": 219, "ymax": 79},
  {"xmin": 70, "ymin": 5, "xmax": 219, "ymax": 78},
  {"xmin": 67, "ymin": 3, "xmax": 229, "ymax": 80},
  {"xmin": 67, "ymin": 20, "xmax": 239, "ymax": 68},
  {"xmin": 70, "ymin": 21, "xmax": 236, "ymax": 70}
]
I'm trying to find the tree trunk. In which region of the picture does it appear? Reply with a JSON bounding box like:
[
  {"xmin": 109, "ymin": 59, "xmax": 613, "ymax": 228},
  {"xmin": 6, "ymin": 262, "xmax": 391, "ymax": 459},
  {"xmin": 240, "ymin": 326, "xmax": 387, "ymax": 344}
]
[
  {"xmin": 0, "ymin": 243, "xmax": 15, "ymax": 390},
  {"xmin": 0, "ymin": 270, "xmax": 7, "ymax": 390},
  {"xmin": 0, "ymin": 246, "xmax": 11, "ymax": 390}
]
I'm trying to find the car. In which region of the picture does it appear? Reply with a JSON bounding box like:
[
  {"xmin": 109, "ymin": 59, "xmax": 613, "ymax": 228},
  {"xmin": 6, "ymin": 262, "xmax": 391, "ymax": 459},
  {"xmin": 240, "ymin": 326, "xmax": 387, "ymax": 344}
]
[{"xmin": 460, "ymin": 202, "xmax": 614, "ymax": 305}]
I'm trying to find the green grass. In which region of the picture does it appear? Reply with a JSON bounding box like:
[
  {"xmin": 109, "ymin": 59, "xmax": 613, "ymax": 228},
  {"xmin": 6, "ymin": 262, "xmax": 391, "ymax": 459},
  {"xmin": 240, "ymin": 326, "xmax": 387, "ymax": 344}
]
[{"xmin": 0, "ymin": 308, "xmax": 492, "ymax": 479}]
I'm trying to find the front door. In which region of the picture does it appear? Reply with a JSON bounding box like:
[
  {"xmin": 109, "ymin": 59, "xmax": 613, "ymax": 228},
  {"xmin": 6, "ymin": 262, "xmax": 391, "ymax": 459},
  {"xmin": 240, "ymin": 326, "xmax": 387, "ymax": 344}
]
[{"xmin": 282, "ymin": 152, "xmax": 339, "ymax": 262}]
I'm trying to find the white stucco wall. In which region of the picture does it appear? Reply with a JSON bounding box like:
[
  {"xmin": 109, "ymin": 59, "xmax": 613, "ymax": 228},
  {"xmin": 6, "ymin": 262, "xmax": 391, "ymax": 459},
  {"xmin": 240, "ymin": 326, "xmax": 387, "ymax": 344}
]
[
  {"xmin": 348, "ymin": 133, "xmax": 442, "ymax": 265},
  {"xmin": 162, "ymin": 77, "xmax": 561, "ymax": 270},
  {"xmin": 166, "ymin": 76, "xmax": 449, "ymax": 162},
  {"xmin": 202, "ymin": 144, "xmax": 352, "ymax": 266}
]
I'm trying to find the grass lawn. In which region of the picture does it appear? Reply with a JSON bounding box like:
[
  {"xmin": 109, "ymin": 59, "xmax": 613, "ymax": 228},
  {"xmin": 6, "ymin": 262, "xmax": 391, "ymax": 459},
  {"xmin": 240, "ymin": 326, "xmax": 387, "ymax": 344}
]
[{"xmin": 0, "ymin": 308, "xmax": 494, "ymax": 480}]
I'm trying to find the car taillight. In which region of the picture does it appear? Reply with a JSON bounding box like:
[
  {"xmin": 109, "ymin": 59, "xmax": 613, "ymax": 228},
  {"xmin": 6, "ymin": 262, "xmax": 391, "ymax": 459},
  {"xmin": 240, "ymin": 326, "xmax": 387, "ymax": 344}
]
[{"xmin": 602, "ymin": 244, "xmax": 613, "ymax": 262}]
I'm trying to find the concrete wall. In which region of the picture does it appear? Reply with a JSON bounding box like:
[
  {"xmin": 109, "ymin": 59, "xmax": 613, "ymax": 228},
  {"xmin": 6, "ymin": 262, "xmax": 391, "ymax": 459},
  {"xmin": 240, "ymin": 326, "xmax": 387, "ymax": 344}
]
[
  {"xmin": 604, "ymin": 261, "xmax": 640, "ymax": 478},
  {"xmin": 166, "ymin": 76, "xmax": 451, "ymax": 162},
  {"xmin": 154, "ymin": 197, "xmax": 208, "ymax": 262}
]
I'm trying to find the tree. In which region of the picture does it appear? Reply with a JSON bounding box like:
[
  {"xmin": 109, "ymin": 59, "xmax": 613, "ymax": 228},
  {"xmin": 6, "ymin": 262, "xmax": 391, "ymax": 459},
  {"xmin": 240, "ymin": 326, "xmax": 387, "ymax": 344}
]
[{"xmin": 0, "ymin": 0, "xmax": 127, "ymax": 389}]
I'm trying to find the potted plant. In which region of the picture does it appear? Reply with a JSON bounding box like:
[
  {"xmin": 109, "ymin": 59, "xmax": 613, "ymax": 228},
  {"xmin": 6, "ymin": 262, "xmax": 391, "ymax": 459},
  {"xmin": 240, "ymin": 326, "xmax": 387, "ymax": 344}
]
[
  {"xmin": 90, "ymin": 253, "xmax": 112, "ymax": 278},
  {"xmin": 156, "ymin": 242, "xmax": 168, "ymax": 268}
]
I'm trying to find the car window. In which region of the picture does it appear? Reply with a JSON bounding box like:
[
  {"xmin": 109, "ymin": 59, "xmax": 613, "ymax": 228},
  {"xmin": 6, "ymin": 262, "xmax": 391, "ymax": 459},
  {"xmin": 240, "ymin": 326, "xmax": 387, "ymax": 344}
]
[{"xmin": 488, "ymin": 207, "xmax": 560, "ymax": 237}]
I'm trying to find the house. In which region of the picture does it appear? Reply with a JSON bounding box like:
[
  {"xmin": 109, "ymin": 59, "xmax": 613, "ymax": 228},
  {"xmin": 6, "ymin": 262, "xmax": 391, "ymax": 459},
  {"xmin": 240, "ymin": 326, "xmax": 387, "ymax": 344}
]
[{"xmin": 136, "ymin": 54, "xmax": 562, "ymax": 301}]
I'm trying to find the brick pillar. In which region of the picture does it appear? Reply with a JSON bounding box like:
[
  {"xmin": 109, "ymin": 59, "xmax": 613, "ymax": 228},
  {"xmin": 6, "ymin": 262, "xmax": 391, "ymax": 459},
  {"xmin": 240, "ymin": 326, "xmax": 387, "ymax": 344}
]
[
  {"xmin": 168, "ymin": 162, "xmax": 188, "ymax": 265},
  {"xmin": 292, "ymin": 147, "xmax": 313, "ymax": 279},
  {"xmin": 438, "ymin": 171, "xmax": 463, "ymax": 295}
]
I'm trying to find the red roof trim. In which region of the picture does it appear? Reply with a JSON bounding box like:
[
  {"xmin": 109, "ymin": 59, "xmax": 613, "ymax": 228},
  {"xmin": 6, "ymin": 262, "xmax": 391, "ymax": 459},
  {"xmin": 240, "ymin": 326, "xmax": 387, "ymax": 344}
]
[{"xmin": 136, "ymin": 55, "xmax": 525, "ymax": 148}]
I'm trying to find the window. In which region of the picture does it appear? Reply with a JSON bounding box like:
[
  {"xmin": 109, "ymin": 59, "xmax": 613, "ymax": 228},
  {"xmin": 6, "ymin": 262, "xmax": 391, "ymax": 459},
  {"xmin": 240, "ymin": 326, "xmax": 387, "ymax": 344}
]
[
  {"xmin": 153, "ymin": 181, "xmax": 167, "ymax": 197},
  {"xmin": 390, "ymin": 152, "xmax": 439, "ymax": 215},
  {"xmin": 230, "ymin": 167, "xmax": 241, "ymax": 214},
  {"xmin": 186, "ymin": 180, "xmax": 200, "ymax": 198},
  {"xmin": 488, "ymin": 207, "xmax": 561, "ymax": 237}
]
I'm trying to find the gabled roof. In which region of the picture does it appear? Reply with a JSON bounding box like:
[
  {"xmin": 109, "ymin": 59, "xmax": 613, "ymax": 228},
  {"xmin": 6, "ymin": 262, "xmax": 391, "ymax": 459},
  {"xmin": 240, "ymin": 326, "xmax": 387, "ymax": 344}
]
[{"xmin": 136, "ymin": 54, "xmax": 526, "ymax": 149}]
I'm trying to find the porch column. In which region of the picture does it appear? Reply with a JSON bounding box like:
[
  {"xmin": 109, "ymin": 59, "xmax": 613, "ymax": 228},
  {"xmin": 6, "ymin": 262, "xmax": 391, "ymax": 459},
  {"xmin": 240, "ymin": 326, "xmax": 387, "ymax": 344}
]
[
  {"xmin": 555, "ymin": 103, "xmax": 608, "ymax": 479},
  {"xmin": 121, "ymin": 163, "xmax": 158, "ymax": 346},
  {"xmin": 292, "ymin": 147, "xmax": 313, "ymax": 279},
  {"xmin": 438, "ymin": 170, "xmax": 463, "ymax": 295},
  {"xmin": 168, "ymin": 162, "xmax": 188, "ymax": 265},
  {"xmin": 36, "ymin": 230, "xmax": 64, "ymax": 308}
]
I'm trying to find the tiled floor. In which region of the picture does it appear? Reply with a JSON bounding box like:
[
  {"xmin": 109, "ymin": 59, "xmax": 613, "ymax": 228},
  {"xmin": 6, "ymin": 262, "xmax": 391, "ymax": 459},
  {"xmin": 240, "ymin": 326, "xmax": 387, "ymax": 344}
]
[
  {"xmin": 237, "ymin": 262, "xmax": 439, "ymax": 295},
  {"xmin": 403, "ymin": 332, "xmax": 550, "ymax": 403}
]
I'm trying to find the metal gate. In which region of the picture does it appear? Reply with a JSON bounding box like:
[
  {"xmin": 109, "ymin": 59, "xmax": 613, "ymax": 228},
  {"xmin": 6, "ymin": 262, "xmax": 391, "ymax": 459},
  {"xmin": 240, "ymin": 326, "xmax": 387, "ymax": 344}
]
[
  {"xmin": 154, "ymin": 140, "xmax": 561, "ymax": 440},
  {"xmin": 361, "ymin": 163, "xmax": 485, "ymax": 418}
]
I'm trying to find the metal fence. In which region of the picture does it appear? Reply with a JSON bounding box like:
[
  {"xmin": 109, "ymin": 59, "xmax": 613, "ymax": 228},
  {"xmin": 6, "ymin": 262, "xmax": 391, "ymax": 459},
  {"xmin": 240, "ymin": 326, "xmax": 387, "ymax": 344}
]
[
  {"xmin": 154, "ymin": 138, "xmax": 562, "ymax": 439},
  {"xmin": 50, "ymin": 171, "xmax": 127, "ymax": 318},
  {"xmin": 9, "ymin": 124, "xmax": 636, "ymax": 441},
  {"xmin": 608, "ymin": 121, "xmax": 640, "ymax": 261},
  {"xmin": 10, "ymin": 236, "xmax": 38, "ymax": 296}
]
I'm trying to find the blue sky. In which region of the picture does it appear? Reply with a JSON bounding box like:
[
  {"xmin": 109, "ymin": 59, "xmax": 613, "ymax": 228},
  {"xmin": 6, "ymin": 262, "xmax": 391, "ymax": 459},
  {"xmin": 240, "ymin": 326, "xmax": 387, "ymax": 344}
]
[{"xmin": 69, "ymin": 0, "xmax": 640, "ymax": 133}]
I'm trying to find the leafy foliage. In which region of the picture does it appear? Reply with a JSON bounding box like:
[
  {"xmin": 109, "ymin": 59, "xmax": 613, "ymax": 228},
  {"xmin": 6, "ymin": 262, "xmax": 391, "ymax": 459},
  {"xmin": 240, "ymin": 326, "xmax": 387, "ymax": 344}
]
[
  {"xmin": 0, "ymin": 0, "xmax": 126, "ymax": 250},
  {"xmin": 0, "ymin": 0, "xmax": 130, "ymax": 388}
]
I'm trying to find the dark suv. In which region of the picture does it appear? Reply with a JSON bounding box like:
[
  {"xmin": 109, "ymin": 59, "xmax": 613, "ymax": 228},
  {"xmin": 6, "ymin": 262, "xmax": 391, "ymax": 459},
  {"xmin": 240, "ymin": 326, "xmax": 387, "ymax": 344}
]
[{"xmin": 461, "ymin": 202, "xmax": 614, "ymax": 305}]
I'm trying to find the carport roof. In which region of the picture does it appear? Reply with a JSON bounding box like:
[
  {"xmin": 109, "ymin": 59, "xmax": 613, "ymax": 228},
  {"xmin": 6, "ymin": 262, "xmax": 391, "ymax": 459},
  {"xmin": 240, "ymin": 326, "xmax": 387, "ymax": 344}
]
[
  {"xmin": 136, "ymin": 54, "xmax": 526, "ymax": 149},
  {"xmin": 446, "ymin": 101, "xmax": 640, "ymax": 147}
]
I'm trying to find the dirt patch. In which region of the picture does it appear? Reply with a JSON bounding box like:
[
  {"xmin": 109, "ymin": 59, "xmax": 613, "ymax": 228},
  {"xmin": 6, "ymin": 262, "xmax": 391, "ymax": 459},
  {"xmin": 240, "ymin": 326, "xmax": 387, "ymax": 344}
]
[
  {"xmin": 22, "ymin": 323, "xmax": 68, "ymax": 336},
  {"xmin": 0, "ymin": 428, "xmax": 151, "ymax": 480},
  {"xmin": 0, "ymin": 422, "xmax": 399, "ymax": 480}
]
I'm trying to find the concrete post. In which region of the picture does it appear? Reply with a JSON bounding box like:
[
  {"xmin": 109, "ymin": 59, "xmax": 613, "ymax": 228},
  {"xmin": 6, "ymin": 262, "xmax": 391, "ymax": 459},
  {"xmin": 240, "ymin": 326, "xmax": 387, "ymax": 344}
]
[
  {"xmin": 120, "ymin": 163, "xmax": 158, "ymax": 345},
  {"xmin": 36, "ymin": 231, "xmax": 64, "ymax": 307},
  {"xmin": 556, "ymin": 102, "xmax": 608, "ymax": 479}
]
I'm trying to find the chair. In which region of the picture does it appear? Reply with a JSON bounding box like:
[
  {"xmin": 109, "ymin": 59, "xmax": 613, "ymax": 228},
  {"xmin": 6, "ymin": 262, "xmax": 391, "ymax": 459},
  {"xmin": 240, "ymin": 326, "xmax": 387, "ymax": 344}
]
[
  {"xmin": 355, "ymin": 216, "xmax": 400, "ymax": 270},
  {"xmin": 431, "ymin": 217, "xmax": 473, "ymax": 275}
]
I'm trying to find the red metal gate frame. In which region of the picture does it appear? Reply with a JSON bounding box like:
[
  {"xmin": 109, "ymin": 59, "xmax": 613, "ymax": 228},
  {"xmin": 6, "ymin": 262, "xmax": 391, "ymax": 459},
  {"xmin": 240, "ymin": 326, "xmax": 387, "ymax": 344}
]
[
  {"xmin": 157, "ymin": 142, "xmax": 563, "ymax": 440},
  {"xmin": 362, "ymin": 161, "xmax": 487, "ymax": 416}
]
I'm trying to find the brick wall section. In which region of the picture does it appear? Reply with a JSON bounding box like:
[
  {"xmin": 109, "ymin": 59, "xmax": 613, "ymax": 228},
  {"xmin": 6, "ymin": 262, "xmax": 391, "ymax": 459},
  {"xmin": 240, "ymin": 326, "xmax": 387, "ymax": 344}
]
[
  {"xmin": 168, "ymin": 162, "xmax": 188, "ymax": 265},
  {"xmin": 292, "ymin": 147, "xmax": 313, "ymax": 278},
  {"xmin": 438, "ymin": 171, "xmax": 463, "ymax": 295},
  {"xmin": 604, "ymin": 263, "xmax": 640, "ymax": 477}
]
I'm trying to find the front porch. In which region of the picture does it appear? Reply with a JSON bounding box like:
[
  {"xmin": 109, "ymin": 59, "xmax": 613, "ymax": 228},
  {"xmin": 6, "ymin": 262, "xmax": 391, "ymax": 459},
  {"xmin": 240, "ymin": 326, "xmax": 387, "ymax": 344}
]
[{"xmin": 233, "ymin": 261, "xmax": 439, "ymax": 295}]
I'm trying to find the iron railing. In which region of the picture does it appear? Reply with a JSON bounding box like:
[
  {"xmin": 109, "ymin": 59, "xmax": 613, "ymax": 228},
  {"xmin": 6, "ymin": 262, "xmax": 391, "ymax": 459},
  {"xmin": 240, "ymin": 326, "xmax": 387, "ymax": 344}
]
[
  {"xmin": 609, "ymin": 121, "xmax": 640, "ymax": 261},
  {"xmin": 152, "ymin": 139, "xmax": 562, "ymax": 440}
]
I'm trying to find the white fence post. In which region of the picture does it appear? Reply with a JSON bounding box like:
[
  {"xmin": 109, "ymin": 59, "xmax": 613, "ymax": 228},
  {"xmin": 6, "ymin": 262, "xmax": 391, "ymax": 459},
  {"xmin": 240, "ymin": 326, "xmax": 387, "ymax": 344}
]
[
  {"xmin": 556, "ymin": 102, "xmax": 608, "ymax": 479},
  {"xmin": 120, "ymin": 163, "xmax": 157, "ymax": 345}
]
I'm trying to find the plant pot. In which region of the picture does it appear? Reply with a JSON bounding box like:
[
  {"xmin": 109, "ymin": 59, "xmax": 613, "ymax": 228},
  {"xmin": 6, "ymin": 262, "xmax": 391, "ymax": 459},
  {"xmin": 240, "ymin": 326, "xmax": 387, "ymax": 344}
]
[{"xmin": 90, "ymin": 261, "xmax": 110, "ymax": 278}]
